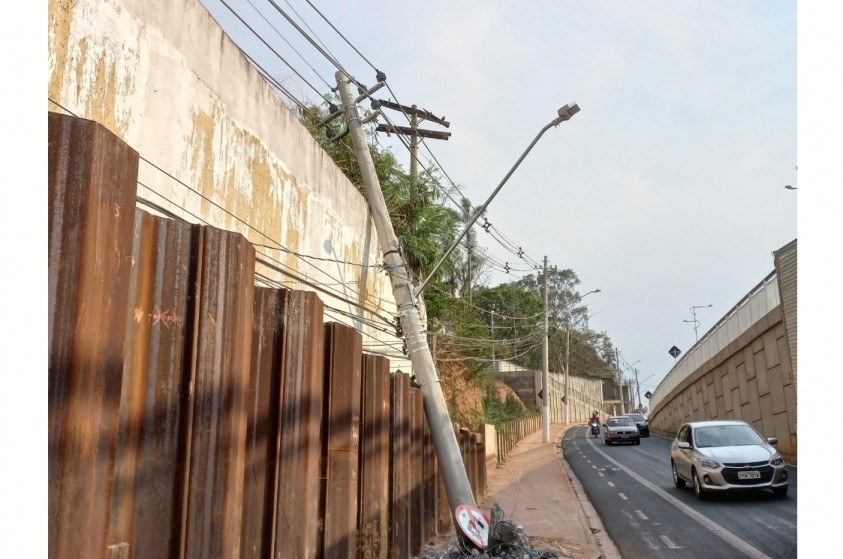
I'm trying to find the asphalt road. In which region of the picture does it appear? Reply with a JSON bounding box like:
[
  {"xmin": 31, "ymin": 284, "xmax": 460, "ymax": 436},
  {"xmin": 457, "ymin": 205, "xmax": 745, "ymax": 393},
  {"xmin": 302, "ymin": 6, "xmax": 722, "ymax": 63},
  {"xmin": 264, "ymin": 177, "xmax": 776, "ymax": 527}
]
[{"xmin": 563, "ymin": 425, "xmax": 797, "ymax": 559}]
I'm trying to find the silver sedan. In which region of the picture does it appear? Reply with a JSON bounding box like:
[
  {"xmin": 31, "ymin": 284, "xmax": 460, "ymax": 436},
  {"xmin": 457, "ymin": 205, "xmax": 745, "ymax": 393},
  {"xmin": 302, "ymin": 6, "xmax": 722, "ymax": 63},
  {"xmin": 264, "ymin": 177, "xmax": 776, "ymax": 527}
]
[{"xmin": 670, "ymin": 420, "xmax": 789, "ymax": 499}]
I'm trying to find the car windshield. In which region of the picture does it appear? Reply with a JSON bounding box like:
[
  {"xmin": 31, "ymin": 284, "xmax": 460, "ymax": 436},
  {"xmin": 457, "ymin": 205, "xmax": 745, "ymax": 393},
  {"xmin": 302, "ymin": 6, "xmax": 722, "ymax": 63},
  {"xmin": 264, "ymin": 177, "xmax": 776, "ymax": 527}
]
[
  {"xmin": 608, "ymin": 418, "xmax": 634, "ymax": 427},
  {"xmin": 626, "ymin": 414, "xmax": 645, "ymax": 422},
  {"xmin": 694, "ymin": 424, "xmax": 766, "ymax": 448}
]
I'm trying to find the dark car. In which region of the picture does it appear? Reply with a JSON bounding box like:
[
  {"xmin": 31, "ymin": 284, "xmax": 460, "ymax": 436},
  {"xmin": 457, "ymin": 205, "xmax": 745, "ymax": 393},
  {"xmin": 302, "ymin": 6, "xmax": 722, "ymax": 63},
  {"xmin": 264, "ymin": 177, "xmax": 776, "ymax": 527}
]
[
  {"xmin": 604, "ymin": 416, "xmax": 640, "ymax": 445},
  {"xmin": 670, "ymin": 420, "xmax": 789, "ymax": 499},
  {"xmin": 624, "ymin": 413, "xmax": 650, "ymax": 437}
]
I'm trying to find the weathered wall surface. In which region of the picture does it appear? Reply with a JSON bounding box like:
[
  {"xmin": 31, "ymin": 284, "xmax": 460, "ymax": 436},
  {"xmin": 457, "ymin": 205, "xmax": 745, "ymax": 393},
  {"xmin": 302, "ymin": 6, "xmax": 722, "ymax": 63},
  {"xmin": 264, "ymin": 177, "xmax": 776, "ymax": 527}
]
[
  {"xmin": 649, "ymin": 264, "xmax": 797, "ymax": 463},
  {"xmin": 48, "ymin": 0, "xmax": 409, "ymax": 370}
]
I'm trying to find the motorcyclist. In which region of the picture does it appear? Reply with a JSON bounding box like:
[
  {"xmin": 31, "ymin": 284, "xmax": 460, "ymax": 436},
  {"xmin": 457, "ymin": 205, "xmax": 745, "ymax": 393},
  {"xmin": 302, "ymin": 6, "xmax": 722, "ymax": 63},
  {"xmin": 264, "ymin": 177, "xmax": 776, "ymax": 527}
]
[{"xmin": 590, "ymin": 410, "xmax": 601, "ymax": 433}]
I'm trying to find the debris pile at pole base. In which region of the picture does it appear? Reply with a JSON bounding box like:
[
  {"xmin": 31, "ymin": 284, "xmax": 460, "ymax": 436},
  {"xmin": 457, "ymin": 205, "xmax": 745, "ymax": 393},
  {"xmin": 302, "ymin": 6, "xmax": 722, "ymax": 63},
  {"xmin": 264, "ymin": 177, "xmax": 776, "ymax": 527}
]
[{"xmin": 416, "ymin": 503, "xmax": 568, "ymax": 559}]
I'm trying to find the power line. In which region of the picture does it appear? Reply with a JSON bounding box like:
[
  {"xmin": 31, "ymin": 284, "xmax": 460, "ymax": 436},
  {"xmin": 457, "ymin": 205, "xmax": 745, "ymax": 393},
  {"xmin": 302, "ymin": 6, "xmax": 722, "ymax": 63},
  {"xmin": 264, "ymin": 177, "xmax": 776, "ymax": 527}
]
[
  {"xmin": 302, "ymin": 0, "xmax": 381, "ymax": 74},
  {"xmin": 217, "ymin": 0, "xmax": 327, "ymax": 99}
]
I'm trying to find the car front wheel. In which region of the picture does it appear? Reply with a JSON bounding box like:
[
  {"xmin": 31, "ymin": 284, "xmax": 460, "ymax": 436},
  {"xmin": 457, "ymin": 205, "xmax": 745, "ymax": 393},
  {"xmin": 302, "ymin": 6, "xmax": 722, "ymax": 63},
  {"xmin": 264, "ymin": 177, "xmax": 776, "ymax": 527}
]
[
  {"xmin": 773, "ymin": 485, "xmax": 788, "ymax": 498},
  {"xmin": 672, "ymin": 462, "xmax": 685, "ymax": 488},
  {"xmin": 692, "ymin": 469, "xmax": 708, "ymax": 500}
]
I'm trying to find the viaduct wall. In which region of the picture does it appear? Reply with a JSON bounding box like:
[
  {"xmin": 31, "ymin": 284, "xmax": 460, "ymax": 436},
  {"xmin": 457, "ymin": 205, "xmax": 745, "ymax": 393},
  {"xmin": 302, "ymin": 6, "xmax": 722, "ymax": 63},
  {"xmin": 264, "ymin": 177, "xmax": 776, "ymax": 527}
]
[
  {"xmin": 649, "ymin": 242, "xmax": 797, "ymax": 463},
  {"xmin": 48, "ymin": 0, "xmax": 410, "ymax": 371}
]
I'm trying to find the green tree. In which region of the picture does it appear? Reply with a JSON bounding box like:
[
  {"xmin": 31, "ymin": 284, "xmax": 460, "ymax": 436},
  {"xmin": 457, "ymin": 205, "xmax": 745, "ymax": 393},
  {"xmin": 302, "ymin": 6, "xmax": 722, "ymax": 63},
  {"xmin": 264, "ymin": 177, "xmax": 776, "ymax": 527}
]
[{"xmin": 297, "ymin": 102, "xmax": 462, "ymax": 282}]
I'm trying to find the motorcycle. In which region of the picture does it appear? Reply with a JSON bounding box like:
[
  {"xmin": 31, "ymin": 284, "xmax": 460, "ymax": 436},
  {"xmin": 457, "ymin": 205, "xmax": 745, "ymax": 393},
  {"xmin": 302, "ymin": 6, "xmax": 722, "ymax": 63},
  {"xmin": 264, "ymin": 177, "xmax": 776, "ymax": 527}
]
[{"xmin": 590, "ymin": 421, "xmax": 600, "ymax": 437}]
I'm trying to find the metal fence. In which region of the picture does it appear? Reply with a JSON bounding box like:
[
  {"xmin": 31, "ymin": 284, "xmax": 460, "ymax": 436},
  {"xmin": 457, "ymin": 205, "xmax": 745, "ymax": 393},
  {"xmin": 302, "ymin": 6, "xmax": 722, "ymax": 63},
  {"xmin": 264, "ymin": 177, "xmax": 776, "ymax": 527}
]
[
  {"xmin": 494, "ymin": 414, "xmax": 543, "ymax": 466},
  {"xmin": 48, "ymin": 112, "xmax": 486, "ymax": 559}
]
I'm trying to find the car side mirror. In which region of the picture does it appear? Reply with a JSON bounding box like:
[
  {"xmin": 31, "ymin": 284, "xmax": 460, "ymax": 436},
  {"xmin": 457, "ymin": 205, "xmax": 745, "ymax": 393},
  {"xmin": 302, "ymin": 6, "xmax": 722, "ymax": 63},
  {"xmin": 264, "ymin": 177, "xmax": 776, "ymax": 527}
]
[
  {"xmin": 767, "ymin": 437, "xmax": 778, "ymax": 445},
  {"xmin": 677, "ymin": 441, "xmax": 691, "ymax": 449}
]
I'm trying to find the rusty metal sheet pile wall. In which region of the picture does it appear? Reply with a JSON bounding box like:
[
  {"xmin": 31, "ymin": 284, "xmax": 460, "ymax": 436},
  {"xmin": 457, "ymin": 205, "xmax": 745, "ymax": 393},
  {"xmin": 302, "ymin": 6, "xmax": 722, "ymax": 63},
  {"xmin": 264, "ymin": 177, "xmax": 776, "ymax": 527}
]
[
  {"xmin": 358, "ymin": 355, "xmax": 391, "ymax": 558},
  {"xmin": 48, "ymin": 113, "xmax": 139, "ymax": 559},
  {"xmin": 322, "ymin": 323, "xmax": 364, "ymax": 558},
  {"xmin": 109, "ymin": 212, "xmax": 196, "ymax": 558},
  {"xmin": 241, "ymin": 286, "xmax": 289, "ymax": 558},
  {"xmin": 48, "ymin": 112, "xmax": 490, "ymax": 559},
  {"xmin": 390, "ymin": 371, "xmax": 412, "ymax": 558},
  {"xmin": 275, "ymin": 290, "xmax": 326, "ymax": 558}
]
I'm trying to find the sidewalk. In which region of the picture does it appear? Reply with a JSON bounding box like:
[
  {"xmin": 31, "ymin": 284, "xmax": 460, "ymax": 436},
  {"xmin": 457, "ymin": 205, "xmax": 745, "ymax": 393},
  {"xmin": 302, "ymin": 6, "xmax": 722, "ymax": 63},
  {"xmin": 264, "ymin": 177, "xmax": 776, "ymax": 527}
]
[{"xmin": 477, "ymin": 423, "xmax": 621, "ymax": 559}]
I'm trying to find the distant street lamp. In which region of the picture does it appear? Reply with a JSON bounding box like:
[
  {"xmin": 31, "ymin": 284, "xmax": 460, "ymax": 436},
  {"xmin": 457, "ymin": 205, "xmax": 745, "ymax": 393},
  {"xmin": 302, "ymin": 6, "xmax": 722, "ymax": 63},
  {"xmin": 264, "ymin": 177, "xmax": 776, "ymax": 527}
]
[
  {"xmin": 683, "ymin": 304, "xmax": 712, "ymax": 342},
  {"xmin": 784, "ymin": 185, "xmax": 797, "ymax": 190}
]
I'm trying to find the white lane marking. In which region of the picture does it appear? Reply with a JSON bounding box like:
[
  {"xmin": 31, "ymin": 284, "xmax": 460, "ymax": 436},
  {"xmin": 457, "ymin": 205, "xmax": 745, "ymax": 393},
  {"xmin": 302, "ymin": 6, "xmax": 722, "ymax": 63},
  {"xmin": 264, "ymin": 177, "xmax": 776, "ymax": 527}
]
[
  {"xmin": 660, "ymin": 535, "xmax": 681, "ymax": 549},
  {"xmin": 585, "ymin": 437, "xmax": 774, "ymax": 559},
  {"xmin": 607, "ymin": 481, "xmax": 615, "ymax": 487},
  {"xmin": 598, "ymin": 472, "xmax": 604, "ymax": 477},
  {"xmin": 636, "ymin": 510, "xmax": 649, "ymax": 520},
  {"xmin": 619, "ymin": 493, "xmax": 628, "ymax": 500}
]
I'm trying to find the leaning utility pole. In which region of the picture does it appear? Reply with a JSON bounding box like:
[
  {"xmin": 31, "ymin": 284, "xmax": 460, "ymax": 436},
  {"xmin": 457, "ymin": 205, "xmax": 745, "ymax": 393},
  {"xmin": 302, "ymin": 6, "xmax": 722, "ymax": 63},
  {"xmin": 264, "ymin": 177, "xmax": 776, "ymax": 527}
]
[
  {"xmin": 336, "ymin": 72, "xmax": 481, "ymax": 543},
  {"xmin": 542, "ymin": 256, "xmax": 550, "ymax": 443}
]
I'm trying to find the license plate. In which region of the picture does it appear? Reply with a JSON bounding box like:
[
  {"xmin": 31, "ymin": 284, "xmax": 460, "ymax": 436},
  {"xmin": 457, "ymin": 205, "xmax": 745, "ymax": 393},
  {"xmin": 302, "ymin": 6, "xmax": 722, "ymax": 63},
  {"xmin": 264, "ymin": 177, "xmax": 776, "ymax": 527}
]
[
  {"xmin": 738, "ymin": 470, "xmax": 761, "ymax": 479},
  {"xmin": 620, "ymin": 435, "xmax": 629, "ymax": 438}
]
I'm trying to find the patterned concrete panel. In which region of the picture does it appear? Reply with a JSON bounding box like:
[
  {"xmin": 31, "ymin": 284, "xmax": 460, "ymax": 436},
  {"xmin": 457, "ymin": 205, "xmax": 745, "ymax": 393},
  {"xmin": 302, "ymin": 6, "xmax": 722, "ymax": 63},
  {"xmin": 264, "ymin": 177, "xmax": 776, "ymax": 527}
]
[
  {"xmin": 773, "ymin": 411, "xmax": 795, "ymax": 461},
  {"xmin": 737, "ymin": 362, "xmax": 750, "ymax": 406},
  {"xmin": 744, "ymin": 345, "xmax": 757, "ymax": 380},
  {"xmin": 763, "ymin": 330, "xmax": 781, "ymax": 369},
  {"xmin": 759, "ymin": 394, "xmax": 774, "ymax": 439},
  {"xmin": 769, "ymin": 367, "xmax": 787, "ymax": 414}
]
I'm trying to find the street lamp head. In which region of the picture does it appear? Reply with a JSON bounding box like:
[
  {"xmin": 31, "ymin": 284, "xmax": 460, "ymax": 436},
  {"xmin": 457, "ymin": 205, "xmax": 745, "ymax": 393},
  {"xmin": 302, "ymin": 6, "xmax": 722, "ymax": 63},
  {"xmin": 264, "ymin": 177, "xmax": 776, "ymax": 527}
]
[
  {"xmin": 558, "ymin": 103, "xmax": 580, "ymax": 119},
  {"xmin": 552, "ymin": 103, "xmax": 581, "ymax": 125}
]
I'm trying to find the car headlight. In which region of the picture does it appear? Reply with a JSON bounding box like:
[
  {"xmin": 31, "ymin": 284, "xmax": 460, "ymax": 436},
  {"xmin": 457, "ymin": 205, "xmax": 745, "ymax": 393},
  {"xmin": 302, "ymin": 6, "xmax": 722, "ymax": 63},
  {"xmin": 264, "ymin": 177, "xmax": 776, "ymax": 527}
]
[
  {"xmin": 771, "ymin": 457, "xmax": 784, "ymax": 466},
  {"xmin": 699, "ymin": 459, "xmax": 721, "ymax": 470}
]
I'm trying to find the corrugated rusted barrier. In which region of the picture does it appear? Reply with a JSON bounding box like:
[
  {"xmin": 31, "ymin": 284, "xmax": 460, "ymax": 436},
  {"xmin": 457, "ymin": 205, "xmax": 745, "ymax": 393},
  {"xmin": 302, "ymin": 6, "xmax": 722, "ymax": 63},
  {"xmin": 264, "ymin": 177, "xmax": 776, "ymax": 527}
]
[
  {"xmin": 182, "ymin": 226, "xmax": 256, "ymax": 557},
  {"xmin": 390, "ymin": 371, "xmax": 412, "ymax": 558},
  {"xmin": 48, "ymin": 112, "xmax": 495, "ymax": 559},
  {"xmin": 241, "ymin": 286, "xmax": 290, "ymax": 558},
  {"xmin": 48, "ymin": 113, "xmax": 139, "ymax": 559},
  {"xmin": 422, "ymin": 413, "xmax": 439, "ymax": 542},
  {"xmin": 108, "ymin": 212, "xmax": 196, "ymax": 558},
  {"xmin": 358, "ymin": 355, "xmax": 390, "ymax": 558},
  {"xmin": 322, "ymin": 322, "xmax": 363, "ymax": 558},
  {"xmin": 275, "ymin": 290, "xmax": 325, "ymax": 558}
]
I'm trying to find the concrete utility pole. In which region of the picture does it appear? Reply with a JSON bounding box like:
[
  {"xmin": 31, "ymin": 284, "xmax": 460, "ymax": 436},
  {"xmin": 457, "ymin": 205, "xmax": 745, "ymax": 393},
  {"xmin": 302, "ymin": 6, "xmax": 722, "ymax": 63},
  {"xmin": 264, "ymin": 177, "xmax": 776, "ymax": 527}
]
[
  {"xmin": 542, "ymin": 256, "xmax": 550, "ymax": 443},
  {"xmin": 564, "ymin": 316, "xmax": 571, "ymax": 424},
  {"xmin": 615, "ymin": 347, "xmax": 625, "ymax": 415},
  {"xmin": 633, "ymin": 367, "xmax": 642, "ymax": 413},
  {"xmin": 336, "ymin": 72, "xmax": 478, "ymax": 536}
]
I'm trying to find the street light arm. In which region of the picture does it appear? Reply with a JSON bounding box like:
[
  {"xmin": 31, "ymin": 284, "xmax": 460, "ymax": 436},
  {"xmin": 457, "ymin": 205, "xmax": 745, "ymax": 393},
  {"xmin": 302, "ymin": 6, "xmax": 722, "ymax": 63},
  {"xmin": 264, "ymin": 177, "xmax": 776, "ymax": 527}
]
[{"xmin": 415, "ymin": 103, "xmax": 580, "ymax": 296}]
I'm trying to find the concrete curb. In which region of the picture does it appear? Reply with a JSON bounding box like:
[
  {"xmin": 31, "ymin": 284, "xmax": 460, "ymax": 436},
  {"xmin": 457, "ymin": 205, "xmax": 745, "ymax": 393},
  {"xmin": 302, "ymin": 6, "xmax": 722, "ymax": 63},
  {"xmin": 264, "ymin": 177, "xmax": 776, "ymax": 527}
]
[{"xmin": 556, "ymin": 425, "xmax": 623, "ymax": 559}]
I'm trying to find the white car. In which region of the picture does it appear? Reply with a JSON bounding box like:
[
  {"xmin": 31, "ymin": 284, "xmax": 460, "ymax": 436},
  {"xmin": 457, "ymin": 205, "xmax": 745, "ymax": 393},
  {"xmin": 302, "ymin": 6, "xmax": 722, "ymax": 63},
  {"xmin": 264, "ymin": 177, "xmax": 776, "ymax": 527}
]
[{"xmin": 670, "ymin": 420, "xmax": 789, "ymax": 499}]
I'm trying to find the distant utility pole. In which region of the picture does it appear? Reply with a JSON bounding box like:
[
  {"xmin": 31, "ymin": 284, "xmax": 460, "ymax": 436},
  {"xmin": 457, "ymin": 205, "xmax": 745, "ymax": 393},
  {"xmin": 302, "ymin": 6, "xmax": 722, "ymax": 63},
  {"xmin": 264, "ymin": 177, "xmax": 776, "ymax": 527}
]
[
  {"xmin": 336, "ymin": 73, "xmax": 480, "ymax": 545},
  {"xmin": 633, "ymin": 367, "xmax": 642, "ymax": 413},
  {"xmin": 615, "ymin": 347, "xmax": 625, "ymax": 415},
  {"xmin": 564, "ymin": 316, "xmax": 571, "ymax": 424},
  {"xmin": 374, "ymin": 100, "xmax": 450, "ymax": 186},
  {"xmin": 542, "ymin": 256, "xmax": 550, "ymax": 443}
]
